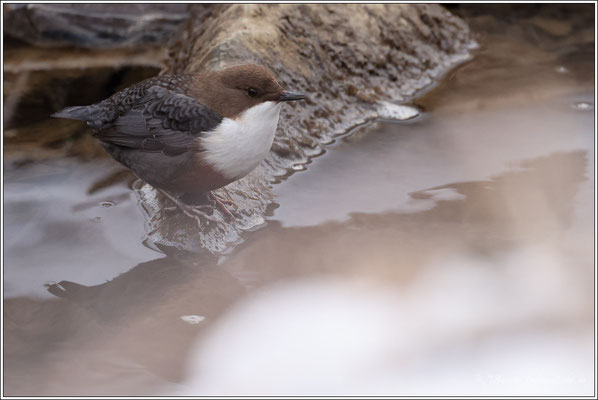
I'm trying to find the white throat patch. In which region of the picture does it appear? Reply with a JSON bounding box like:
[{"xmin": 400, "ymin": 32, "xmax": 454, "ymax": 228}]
[{"xmin": 201, "ymin": 101, "xmax": 282, "ymax": 180}]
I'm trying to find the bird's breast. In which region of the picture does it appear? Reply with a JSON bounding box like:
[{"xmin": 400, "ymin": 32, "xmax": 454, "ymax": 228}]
[{"xmin": 200, "ymin": 101, "xmax": 282, "ymax": 180}]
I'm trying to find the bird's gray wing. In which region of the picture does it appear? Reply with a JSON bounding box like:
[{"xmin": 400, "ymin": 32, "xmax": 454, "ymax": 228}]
[{"xmin": 95, "ymin": 86, "xmax": 223, "ymax": 156}]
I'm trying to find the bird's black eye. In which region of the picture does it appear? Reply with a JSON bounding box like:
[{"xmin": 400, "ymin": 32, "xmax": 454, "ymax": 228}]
[{"xmin": 248, "ymin": 88, "xmax": 258, "ymax": 97}]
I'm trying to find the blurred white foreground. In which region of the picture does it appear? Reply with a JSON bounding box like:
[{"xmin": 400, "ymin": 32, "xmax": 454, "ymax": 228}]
[{"xmin": 180, "ymin": 244, "xmax": 593, "ymax": 396}]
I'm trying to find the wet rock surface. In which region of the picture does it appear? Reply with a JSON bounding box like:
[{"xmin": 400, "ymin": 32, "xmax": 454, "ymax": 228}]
[{"xmin": 141, "ymin": 4, "xmax": 475, "ymax": 253}]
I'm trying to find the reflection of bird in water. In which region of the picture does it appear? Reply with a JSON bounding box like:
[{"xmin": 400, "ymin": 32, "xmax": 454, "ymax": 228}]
[
  {"xmin": 53, "ymin": 65, "xmax": 306, "ymax": 224},
  {"xmin": 42, "ymin": 254, "xmax": 246, "ymax": 383}
]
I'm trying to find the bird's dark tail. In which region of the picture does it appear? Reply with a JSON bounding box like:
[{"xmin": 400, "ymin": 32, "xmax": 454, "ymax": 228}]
[{"xmin": 51, "ymin": 105, "xmax": 96, "ymax": 122}]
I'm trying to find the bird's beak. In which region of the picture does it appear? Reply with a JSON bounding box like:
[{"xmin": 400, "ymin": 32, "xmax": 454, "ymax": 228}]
[{"xmin": 279, "ymin": 90, "xmax": 308, "ymax": 102}]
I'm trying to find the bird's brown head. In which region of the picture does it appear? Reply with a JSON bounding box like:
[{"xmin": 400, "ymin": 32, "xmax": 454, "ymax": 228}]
[{"xmin": 193, "ymin": 64, "xmax": 307, "ymax": 119}]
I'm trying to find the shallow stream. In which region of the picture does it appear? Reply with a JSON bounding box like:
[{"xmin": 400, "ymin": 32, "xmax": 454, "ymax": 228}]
[{"xmin": 3, "ymin": 6, "xmax": 595, "ymax": 396}]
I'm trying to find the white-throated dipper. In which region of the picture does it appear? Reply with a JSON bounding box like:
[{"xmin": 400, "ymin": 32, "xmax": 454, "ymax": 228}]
[{"xmin": 52, "ymin": 64, "xmax": 307, "ymax": 223}]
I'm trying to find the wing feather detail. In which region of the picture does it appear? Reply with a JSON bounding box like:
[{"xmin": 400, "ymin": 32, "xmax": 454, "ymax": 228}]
[{"xmin": 95, "ymin": 86, "xmax": 223, "ymax": 156}]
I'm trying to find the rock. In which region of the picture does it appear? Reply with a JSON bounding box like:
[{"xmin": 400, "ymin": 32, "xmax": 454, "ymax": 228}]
[
  {"xmin": 3, "ymin": 4, "xmax": 191, "ymax": 48},
  {"xmin": 139, "ymin": 4, "xmax": 476, "ymax": 253}
]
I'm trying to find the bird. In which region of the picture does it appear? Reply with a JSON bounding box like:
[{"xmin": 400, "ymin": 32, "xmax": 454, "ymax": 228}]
[{"xmin": 52, "ymin": 64, "xmax": 307, "ymax": 224}]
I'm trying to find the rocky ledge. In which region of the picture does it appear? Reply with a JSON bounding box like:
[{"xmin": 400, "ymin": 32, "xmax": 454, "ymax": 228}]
[
  {"xmin": 5, "ymin": 4, "xmax": 475, "ymax": 253},
  {"xmin": 136, "ymin": 4, "xmax": 475, "ymax": 253}
]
